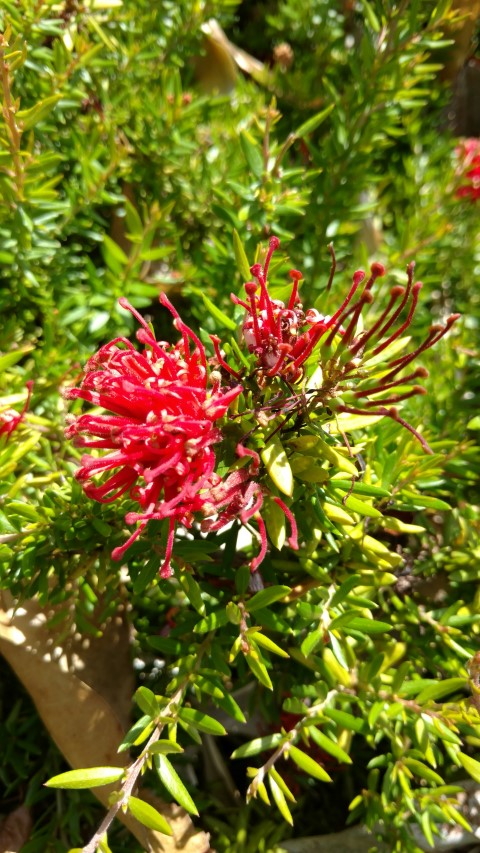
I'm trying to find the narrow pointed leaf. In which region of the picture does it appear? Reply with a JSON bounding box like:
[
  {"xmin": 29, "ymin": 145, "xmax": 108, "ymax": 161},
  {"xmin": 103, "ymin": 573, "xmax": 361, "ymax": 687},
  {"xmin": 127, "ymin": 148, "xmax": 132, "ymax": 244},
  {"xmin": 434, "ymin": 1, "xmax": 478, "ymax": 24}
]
[
  {"xmin": 233, "ymin": 229, "xmax": 252, "ymax": 281},
  {"xmin": 127, "ymin": 796, "xmax": 172, "ymax": 835},
  {"xmin": 268, "ymin": 772, "xmax": 293, "ymax": 825},
  {"xmin": 231, "ymin": 733, "xmax": 284, "ymax": 759},
  {"xmin": 154, "ymin": 754, "xmax": 199, "ymax": 815},
  {"xmin": 247, "ymin": 585, "xmax": 290, "ymax": 613},
  {"xmin": 261, "ymin": 439, "xmax": 294, "ymax": 497},
  {"xmin": 308, "ymin": 726, "xmax": 352, "ymax": 764},
  {"xmin": 288, "ymin": 744, "xmax": 332, "ymax": 782},
  {"xmin": 148, "ymin": 740, "xmax": 184, "ymax": 755},
  {"xmin": 403, "ymin": 758, "xmax": 444, "ymax": 785},
  {"xmin": 178, "ymin": 707, "xmax": 227, "ymax": 736},
  {"xmin": 45, "ymin": 767, "xmax": 124, "ymax": 789},
  {"xmin": 245, "ymin": 652, "xmax": 273, "ymax": 690},
  {"xmin": 458, "ymin": 753, "xmax": 480, "ymax": 784}
]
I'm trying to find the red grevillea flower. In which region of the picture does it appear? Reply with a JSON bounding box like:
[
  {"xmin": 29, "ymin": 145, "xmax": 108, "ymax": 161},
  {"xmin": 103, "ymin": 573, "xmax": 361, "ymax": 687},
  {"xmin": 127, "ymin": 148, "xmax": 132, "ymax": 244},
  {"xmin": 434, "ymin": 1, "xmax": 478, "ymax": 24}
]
[
  {"xmin": 215, "ymin": 237, "xmax": 459, "ymax": 453},
  {"xmin": 64, "ymin": 296, "xmax": 242, "ymax": 577},
  {"xmin": 0, "ymin": 381, "xmax": 33, "ymax": 438},
  {"xmin": 455, "ymin": 138, "xmax": 480, "ymax": 201}
]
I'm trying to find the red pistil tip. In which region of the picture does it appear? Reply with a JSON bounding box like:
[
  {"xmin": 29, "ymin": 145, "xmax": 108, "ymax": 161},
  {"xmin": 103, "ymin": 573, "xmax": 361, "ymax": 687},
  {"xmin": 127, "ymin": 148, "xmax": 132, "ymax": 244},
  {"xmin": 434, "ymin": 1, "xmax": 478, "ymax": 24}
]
[
  {"xmin": 250, "ymin": 263, "xmax": 263, "ymax": 278},
  {"xmin": 447, "ymin": 313, "xmax": 461, "ymax": 326},
  {"xmin": 391, "ymin": 285, "xmax": 405, "ymax": 298},
  {"xmin": 269, "ymin": 236, "xmax": 281, "ymax": 250},
  {"xmin": 370, "ymin": 262, "xmax": 385, "ymax": 277},
  {"xmin": 289, "ymin": 269, "xmax": 303, "ymax": 281},
  {"xmin": 353, "ymin": 270, "xmax": 366, "ymax": 286},
  {"xmin": 362, "ymin": 290, "xmax": 374, "ymax": 304},
  {"xmin": 245, "ymin": 280, "xmax": 258, "ymax": 296},
  {"xmin": 415, "ymin": 366, "xmax": 429, "ymax": 378}
]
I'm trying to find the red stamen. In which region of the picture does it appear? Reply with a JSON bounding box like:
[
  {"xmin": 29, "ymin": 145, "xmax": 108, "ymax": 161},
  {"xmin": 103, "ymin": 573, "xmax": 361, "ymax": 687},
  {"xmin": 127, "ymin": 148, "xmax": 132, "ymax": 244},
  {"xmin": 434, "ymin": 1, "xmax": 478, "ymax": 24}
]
[
  {"xmin": 370, "ymin": 262, "xmax": 415, "ymax": 344},
  {"xmin": 349, "ymin": 286, "xmax": 404, "ymax": 357},
  {"xmin": 371, "ymin": 282, "xmax": 422, "ymax": 357},
  {"xmin": 328, "ymin": 269, "xmax": 366, "ymax": 327},
  {"xmin": 354, "ymin": 366, "xmax": 429, "ymax": 397},
  {"xmin": 326, "ymin": 243, "xmax": 336, "ymax": 292},
  {"xmin": 273, "ymin": 496, "xmax": 299, "ymax": 549},
  {"xmin": 250, "ymin": 513, "xmax": 268, "ymax": 571},
  {"xmin": 210, "ymin": 335, "xmax": 242, "ymax": 379},
  {"xmin": 364, "ymin": 386, "xmax": 426, "ymax": 406}
]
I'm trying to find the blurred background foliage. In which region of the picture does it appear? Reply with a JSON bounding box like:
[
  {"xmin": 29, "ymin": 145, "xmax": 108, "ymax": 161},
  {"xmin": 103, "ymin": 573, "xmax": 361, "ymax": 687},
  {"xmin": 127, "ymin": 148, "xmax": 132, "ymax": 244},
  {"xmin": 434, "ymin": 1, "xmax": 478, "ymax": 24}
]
[{"xmin": 0, "ymin": 0, "xmax": 480, "ymax": 851}]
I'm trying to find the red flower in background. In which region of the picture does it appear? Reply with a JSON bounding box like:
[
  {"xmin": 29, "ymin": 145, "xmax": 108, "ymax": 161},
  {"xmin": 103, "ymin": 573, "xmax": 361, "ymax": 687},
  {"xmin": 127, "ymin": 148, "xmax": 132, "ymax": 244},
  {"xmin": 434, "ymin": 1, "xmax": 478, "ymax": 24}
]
[
  {"xmin": 455, "ymin": 138, "xmax": 480, "ymax": 201},
  {"xmin": 65, "ymin": 296, "xmax": 242, "ymax": 577},
  {"xmin": 0, "ymin": 381, "xmax": 33, "ymax": 439}
]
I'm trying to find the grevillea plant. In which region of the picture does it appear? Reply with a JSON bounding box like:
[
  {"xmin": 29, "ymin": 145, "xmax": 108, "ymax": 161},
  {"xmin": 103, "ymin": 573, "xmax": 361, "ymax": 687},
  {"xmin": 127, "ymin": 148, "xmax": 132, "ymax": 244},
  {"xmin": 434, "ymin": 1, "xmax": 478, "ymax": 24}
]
[
  {"xmin": 65, "ymin": 236, "xmax": 459, "ymax": 578},
  {"xmin": 50, "ymin": 234, "xmax": 480, "ymax": 853}
]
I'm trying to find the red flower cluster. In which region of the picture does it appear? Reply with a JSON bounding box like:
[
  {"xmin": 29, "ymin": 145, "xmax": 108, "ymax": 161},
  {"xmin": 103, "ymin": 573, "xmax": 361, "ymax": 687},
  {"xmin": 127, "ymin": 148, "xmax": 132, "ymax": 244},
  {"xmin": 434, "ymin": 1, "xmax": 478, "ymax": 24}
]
[
  {"xmin": 212, "ymin": 236, "xmax": 354, "ymax": 385},
  {"xmin": 455, "ymin": 138, "xmax": 480, "ymax": 201},
  {"xmin": 0, "ymin": 381, "xmax": 33, "ymax": 439},
  {"xmin": 218, "ymin": 237, "xmax": 459, "ymax": 453},
  {"xmin": 65, "ymin": 296, "xmax": 242, "ymax": 577}
]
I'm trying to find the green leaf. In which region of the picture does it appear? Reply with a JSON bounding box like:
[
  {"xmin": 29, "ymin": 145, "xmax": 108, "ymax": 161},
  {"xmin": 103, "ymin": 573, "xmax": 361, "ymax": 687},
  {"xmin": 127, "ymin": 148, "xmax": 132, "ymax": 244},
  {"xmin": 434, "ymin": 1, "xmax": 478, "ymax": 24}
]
[
  {"xmin": 330, "ymin": 575, "xmax": 361, "ymax": 607},
  {"xmin": 343, "ymin": 617, "xmax": 392, "ymax": 635},
  {"xmin": 210, "ymin": 687, "xmax": 247, "ymax": 724},
  {"xmin": 416, "ymin": 677, "xmax": 466, "ymax": 704},
  {"xmin": 134, "ymin": 686, "xmax": 159, "ymax": 718},
  {"xmin": 264, "ymin": 497, "xmax": 287, "ymax": 550},
  {"xmin": 102, "ymin": 234, "xmax": 129, "ymax": 267},
  {"xmin": 245, "ymin": 652, "xmax": 273, "ymax": 690},
  {"xmin": 359, "ymin": 0, "xmax": 381, "ymax": 31},
  {"xmin": 399, "ymin": 491, "xmax": 451, "ymax": 511},
  {"xmin": 249, "ymin": 630, "xmax": 290, "ymax": 658},
  {"xmin": 233, "ymin": 229, "xmax": 252, "ymax": 281},
  {"xmin": 247, "ymin": 585, "xmax": 290, "ymax": 613},
  {"xmin": 240, "ymin": 130, "xmax": 264, "ymax": 178},
  {"xmin": 467, "ymin": 415, "xmax": 480, "ymax": 430},
  {"xmin": 458, "ymin": 753, "xmax": 480, "ymax": 784},
  {"xmin": 315, "ymin": 435, "xmax": 358, "ymax": 476},
  {"xmin": 127, "ymin": 796, "xmax": 172, "ymax": 835},
  {"xmin": 329, "ymin": 489, "xmax": 383, "ymax": 519},
  {"xmin": 177, "ymin": 708, "xmax": 227, "ymax": 736},
  {"xmin": 403, "ymin": 758, "xmax": 444, "ymax": 785},
  {"xmin": 261, "ymin": 438, "xmax": 294, "ymax": 497},
  {"xmin": 45, "ymin": 767, "xmax": 124, "ymax": 789},
  {"xmin": 294, "ymin": 104, "xmax": 335, "ymax": 139},
  {"xmin": 154, "ymin": 754, "xmax": 199, "ymax": 815},
  {"xmin": 17, "ymin": 94, "xmax": 62, "ymax": 129},
  {"xmin": 323, "ymin": 707, "xmax": 368, "ymax": 734},
  {"xmin": 194, "ymin": 608, "xmax": 229, "ymax": 633},
  {"xmin": 288, "ymin": 744, "xmax": 332, "ymax": 782},
  {"xmin": 328, "ymin": 632, "xmax": 350, "ymax": 670},
  {"xmin": 191, "ymin": 288, "xmax": 237, "ymax": 331},
  {"xmin": 231, "ymin": 733, "xmax": 283, "ymax": 759},
  {"xmin": 179, "ymin": 573, "xmax": 206, "ymax": 615},
  {"xmin": 118, "ymin": 715, "xmax": 155, "ymax": 752},
  {"xmin": 308, "ymin": 726, "xmax": 352, "ymax": 764},
  {"xmin": 147, "ymin": 636, "xmax": 184, "ymax": 655},
  {"xmin": 268, "ymin": 771, "xmax": 293, "ymax": 825},
  {"xmin": 301, "ymin": 626, "xmax": 324, "ymax": 658},
  {"xmin": 330, "ymin": 481, "xmax": 391, "ymax": 498},
  {"xmin": 0, "ymin": 347, "xmax": 33, "ymax": 372},
  {"xmin": 148, "ymin": 740, "xmax": 184, "ymax": 755}
]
